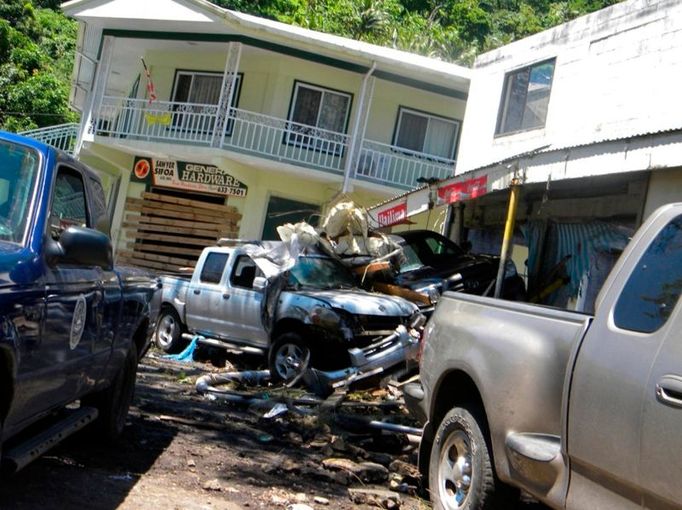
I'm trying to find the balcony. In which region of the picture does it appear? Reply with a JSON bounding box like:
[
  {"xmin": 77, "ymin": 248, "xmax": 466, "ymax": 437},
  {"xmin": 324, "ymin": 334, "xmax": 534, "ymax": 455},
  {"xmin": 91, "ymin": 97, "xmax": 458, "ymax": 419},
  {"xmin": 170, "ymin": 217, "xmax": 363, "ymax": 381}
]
[{"xmin": 92, "ymin": 96, "xmax": 455, "ymax": 190}]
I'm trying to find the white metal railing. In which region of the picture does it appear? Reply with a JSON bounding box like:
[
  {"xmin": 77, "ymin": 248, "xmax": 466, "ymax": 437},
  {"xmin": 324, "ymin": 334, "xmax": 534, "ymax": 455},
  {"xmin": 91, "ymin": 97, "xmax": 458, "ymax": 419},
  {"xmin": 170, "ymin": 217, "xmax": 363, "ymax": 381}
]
[
  {"xmin": 93, "ymin": 96, "xmax": 456, "ymax": 188},
  {"xmin": 225, "ymin": 108, "xmax": 348, "ymax": 174},
  {"xmin": 95, "ymin": 96, "xmax": 217, "ymax": 145},
  {"xmin": 357, "ymin": 139, "xmax": 456, "ymax": 189},
  {"xmin": 20, "ymin": 123, "xmax": 79, "ymax": 154}
]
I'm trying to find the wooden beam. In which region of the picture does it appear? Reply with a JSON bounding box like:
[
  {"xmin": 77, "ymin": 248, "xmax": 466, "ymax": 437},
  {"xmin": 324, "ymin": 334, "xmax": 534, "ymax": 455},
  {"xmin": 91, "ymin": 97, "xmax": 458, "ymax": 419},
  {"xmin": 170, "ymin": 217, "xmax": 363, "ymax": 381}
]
[
  {"xmin": 124, "ymin": 213, "xmax": 228, "ymax": 232},
  {"xmin": 122, "ymin": 231, "xmax": 231, "ymax": 246},
  {"xmin": 127, "ymin": 242, "xmax": 203, "ymax": 258},
  {"xmin": 126, "ymin": 201, "xmax": 237, "ymax": 225},
  {"xmin": 118, "ymin": 249, "xmax": 196, "ymax": 267},
  {"xmin": 122, "ymin": 221, "xmax": 228, "ymax": 238},
  {"xmin": 142, "ymin": 192, "xmax": 241, "ymax": 217}
]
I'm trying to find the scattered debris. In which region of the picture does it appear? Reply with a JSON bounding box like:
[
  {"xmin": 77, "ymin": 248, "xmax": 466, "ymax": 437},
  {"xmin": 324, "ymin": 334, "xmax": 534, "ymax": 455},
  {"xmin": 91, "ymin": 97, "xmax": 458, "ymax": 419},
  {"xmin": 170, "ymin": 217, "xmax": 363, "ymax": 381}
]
[
  {"xmin": 348, "ymin": 487, "xmax": 402, "ymax": 508},
  {"xmin": 202, "ymin": 478, "xmax": 223, "ymax": 491}
]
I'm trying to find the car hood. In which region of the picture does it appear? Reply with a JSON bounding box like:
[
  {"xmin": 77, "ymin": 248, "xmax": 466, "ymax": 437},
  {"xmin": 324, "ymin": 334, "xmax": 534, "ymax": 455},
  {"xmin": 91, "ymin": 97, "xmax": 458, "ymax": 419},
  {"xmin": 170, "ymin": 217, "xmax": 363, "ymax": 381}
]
[
  {"xmin": 396, "ymin": 254, "xmax": 496, "ymax": 285},
  {"xmin": 295, "ymin": 288, "xmax": 417, "ymax": 317}
]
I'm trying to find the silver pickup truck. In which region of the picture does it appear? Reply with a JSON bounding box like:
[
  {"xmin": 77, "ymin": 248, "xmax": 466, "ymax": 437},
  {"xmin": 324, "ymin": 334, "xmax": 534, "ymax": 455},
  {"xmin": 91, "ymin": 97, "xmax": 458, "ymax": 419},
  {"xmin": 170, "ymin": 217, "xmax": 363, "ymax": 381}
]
[
  {"xmin": 408, "ymin": 203, "xmax": 682, "ymax": 510},
  {"xmin": 156, "ymin": 241, "xmax": 423, "ymax": 383}
]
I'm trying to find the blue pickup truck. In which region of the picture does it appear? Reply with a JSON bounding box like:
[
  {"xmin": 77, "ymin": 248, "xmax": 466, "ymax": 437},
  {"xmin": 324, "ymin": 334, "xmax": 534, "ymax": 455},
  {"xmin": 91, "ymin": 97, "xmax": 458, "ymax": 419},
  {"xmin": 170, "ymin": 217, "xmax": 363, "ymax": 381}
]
[{"xmin": 0, "ymin": 131, "xmax": 159, "ymax": 472}]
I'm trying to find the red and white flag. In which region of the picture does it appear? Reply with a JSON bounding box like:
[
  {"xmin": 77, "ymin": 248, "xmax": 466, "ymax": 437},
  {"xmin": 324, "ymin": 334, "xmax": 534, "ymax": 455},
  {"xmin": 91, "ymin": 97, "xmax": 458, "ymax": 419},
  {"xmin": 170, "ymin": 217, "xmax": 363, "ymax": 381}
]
[{"xmin": 141, "ymin": 58, "xmax": 157, "ymax": 105}]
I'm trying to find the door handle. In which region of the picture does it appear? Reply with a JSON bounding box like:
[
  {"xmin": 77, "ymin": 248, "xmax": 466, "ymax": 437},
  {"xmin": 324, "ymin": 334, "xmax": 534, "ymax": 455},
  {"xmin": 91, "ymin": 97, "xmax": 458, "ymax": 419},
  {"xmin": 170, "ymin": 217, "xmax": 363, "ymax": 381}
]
[
  {"xmin": 655, "ymin": 375, "xmax": 682, "ymax": 409},
  {"xmin": 222, "ymin": 293, "xmax": 230, "ymax": 300},
  {"xmin": 193, "ymin": 289, "xmax": 201, "ymax": 295}
]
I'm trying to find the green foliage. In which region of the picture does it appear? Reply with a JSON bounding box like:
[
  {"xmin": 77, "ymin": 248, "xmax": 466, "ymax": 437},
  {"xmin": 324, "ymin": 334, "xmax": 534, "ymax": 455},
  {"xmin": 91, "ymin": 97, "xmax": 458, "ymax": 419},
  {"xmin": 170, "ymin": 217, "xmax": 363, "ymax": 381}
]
[
  {"xmin": 208, "ymin": 0, "xmax": 622, "ymax": 64},
  {"xmin": 0, "ymin": 0, "xmax": 622, "ymax": 132},
  {"xmin": 0, "ymin": 0, "xmax": 77, "ymax": 131}
]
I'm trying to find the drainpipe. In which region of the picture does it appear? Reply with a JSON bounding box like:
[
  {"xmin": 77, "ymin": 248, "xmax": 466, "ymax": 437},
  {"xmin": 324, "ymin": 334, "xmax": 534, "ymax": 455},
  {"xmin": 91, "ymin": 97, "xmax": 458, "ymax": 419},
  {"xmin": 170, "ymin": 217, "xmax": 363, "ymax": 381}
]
[
  {"xmin": 342, "ymin": 62, "xmax": 376, "ymax": 194},
  {"xmin": 494, "ymin": 179, "xmax": 521, "ymax": 299}
]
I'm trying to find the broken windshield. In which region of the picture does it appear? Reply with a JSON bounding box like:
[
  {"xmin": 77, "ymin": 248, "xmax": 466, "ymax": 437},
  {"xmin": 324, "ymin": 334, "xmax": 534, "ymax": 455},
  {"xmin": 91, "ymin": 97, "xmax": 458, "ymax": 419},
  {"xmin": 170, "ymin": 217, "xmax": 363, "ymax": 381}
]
[
  {"xmin": 288, "ymin": 255, "xmax": 357, "ymax": 289},
  {"xmin": 0, "ymin": 141, "xmax": 40, "ymax": 245}
]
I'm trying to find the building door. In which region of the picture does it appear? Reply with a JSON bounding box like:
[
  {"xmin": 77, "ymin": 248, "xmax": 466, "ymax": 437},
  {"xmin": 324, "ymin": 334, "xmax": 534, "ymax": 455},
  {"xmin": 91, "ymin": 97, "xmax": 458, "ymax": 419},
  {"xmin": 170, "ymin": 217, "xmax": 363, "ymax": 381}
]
[{"xmin": 261, "ymin": 196, "xmax": 319, "ymax": 241}]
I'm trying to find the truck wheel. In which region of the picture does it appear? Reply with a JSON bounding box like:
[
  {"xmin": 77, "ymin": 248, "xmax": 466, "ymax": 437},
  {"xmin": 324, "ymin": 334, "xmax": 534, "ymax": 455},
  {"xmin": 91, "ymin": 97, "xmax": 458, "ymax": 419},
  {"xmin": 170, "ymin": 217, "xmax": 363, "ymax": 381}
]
[
  {"xmin": 83, "ymin": 344, "xmax": 138, "ymax": 441},
  {"xmin": 155, "ymin": 308, "xmax": 186, "ymax": 353},
  {"xmin": 429, "ymin": 407, "xmax": 506, "ymax": 510},
  {"xmin": 269, "ymin": 333, "xmax": 310, "ymax": 383}
]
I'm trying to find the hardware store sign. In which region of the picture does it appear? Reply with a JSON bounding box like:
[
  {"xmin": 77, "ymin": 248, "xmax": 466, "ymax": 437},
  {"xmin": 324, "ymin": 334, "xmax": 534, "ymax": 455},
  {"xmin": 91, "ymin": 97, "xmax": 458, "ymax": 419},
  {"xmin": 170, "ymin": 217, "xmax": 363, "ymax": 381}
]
[{"xmin": 132, "ymin": 157, "xmax": 248, "ymax": 197}]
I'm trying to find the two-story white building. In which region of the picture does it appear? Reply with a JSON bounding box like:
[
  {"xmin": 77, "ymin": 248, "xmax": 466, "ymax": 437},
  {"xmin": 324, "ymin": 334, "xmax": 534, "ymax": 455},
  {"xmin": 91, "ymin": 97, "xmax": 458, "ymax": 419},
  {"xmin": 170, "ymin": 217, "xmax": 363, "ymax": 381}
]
[
  {"xmin": 61, "ymin": 0, "xmax": 470, "ymax": 271},
  {"xmin": 372, "ymin": 0, "xmax": 682, "ymax": 310}
]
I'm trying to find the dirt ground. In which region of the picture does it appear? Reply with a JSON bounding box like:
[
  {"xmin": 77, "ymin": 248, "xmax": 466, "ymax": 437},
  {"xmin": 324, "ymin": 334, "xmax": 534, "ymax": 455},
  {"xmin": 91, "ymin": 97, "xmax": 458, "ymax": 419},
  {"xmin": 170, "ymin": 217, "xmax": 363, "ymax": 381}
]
[{"xmin": 0, "ymin": 349, "xmax": 547, "ymax": 510}]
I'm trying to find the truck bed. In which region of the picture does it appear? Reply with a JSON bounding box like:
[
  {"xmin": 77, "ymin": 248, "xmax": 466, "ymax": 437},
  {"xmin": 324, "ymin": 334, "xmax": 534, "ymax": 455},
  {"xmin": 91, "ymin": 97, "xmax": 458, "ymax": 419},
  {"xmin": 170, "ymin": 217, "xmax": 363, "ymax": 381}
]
[{"xmin": 421, "ymin": 292, "xmax": 591, "ymax": 483}]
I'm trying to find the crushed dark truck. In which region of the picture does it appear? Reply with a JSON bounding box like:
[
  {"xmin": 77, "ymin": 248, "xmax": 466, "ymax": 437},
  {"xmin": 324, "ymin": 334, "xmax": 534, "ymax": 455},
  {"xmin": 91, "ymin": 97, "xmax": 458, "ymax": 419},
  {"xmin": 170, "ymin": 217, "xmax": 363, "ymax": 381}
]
[
  {"xmin": 0, "ymin": 131, "xmax": 159, "ymax": 472},
  {"xmin": 156, "ymin": 239, "xmax": 425, "ymax": 388}
]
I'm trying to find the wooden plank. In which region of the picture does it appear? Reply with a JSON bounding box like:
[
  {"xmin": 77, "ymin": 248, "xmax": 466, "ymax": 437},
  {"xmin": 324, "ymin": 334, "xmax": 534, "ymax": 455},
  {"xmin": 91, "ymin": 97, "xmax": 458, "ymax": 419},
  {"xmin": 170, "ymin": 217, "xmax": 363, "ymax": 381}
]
[
  {"xmin": 122, "ymin": 221, "xmax": 227, "ymax": 238},
  {"xmin": 126, "ymin": 197, "xmax": 240, "ymax": 222},
  {"xmin": 122, "ymin": 231, "xmax": 229, "ymax": 247},
  {"xmin": 119, "ymin": 249, "xmax": 196, "ymax": 267},
  {"xmin": 125, "ymin": 213, "xmax": 226, "ymax": 232},
  {"xmin": 127, "ymin": 242, "xmax": 203, "ymax": 258},
  {"xmin": 126, "ymin": 201, "xmax": 237, "ymax": 226},
  {"xmin": 118, "ymin": 255, "xmax": 191, "ymax": 272},
  {"xmin": 142, "ymin": 192, "xmax": 241, "ymax": 216}
]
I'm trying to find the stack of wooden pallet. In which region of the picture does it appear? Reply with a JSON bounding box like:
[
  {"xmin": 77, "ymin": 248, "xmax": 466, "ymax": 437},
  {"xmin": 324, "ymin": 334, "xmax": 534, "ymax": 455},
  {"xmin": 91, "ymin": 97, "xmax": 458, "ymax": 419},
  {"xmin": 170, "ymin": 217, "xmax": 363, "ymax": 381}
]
[{"xmin": 118, "ymin": 192, "xmax": 241, "ymax": 273}]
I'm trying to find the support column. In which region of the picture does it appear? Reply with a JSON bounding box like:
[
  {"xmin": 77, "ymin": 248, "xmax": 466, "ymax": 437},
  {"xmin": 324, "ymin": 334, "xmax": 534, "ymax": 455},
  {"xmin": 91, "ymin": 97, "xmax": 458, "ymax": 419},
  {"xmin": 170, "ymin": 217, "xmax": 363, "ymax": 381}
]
[
  {"xmin": 75, "ymin": 35, "xmax": 114, "ymax": 156},
  {"xmin": 342, "ymin": 63, "xmax": 376, "ymax": 193},
  {"xmin": 214, "ymin": 42, "xmax": 243, "ymax": 148},
  {"xmin": 494, "ymin": 181, "xmax": 521, "ymax": 298}
]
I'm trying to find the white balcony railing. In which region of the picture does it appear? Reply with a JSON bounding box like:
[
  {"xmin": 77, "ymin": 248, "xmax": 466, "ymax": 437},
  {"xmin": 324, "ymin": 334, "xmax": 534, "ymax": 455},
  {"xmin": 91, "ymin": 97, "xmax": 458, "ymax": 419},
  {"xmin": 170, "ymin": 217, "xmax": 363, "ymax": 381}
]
[
  {"xmin": 357, "ymin": 139, "xmax": 455, "ymax": 188},
  {"xmin": 21, "ymin": 123, "xmax": 79, "ymax": 154},
  {"xmin": 93, "ymin": 96, "xmax": 455, "ymax": 189}
]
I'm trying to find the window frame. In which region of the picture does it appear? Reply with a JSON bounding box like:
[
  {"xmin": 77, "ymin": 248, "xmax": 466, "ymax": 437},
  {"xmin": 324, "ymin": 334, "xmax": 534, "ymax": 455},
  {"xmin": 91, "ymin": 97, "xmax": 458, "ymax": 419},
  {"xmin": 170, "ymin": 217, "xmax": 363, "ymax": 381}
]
[
  {"xmin": 612, "ymin": 214, "xmax": 682, "ymax": 334},
  {"xmin": 48, "ymin": 164, "xmax": 91, "ymax": 240},
  {"xmin": 0, "ymin": 139, "xmax": 41, "ymax": 247},
  {"xmin": 392, "ymin": 106, "xmax": 461, "ymax": 163},
  {"xmin": 284, "ymin": 80, "xmax": 353, "ymax": 155},
  {"xmin": 199, "ymin": 252, "xmax": 230, "ymax": 285},
  {"xmin": 169, "ymin": 69, "xmax": 243, "ymax": 136},
  {"xmin": 495, "ymin": 58, "xmax": 556, "ymax": 137},
  {"xmin": 229, "ymin": 255, "xmax": 261, "ymax": 289}
]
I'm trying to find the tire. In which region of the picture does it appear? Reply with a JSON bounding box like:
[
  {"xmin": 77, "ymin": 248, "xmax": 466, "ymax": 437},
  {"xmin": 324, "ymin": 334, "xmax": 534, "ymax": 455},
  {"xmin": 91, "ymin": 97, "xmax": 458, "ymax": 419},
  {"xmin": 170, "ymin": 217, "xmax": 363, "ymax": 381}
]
[
  {"xmin": 429, "ymin": 406, "xmax": 512, "ymax": 510},
  {"xmin": 154, "ymin": 308, "xmax": 186, "ymax": 353},
  {"xmin": 83, "ymin": 344, "xmax": 138, "ymax": 441},
  {"xmin": 268, "ymin": 333, "xmax": 310, "ymax": 383}
]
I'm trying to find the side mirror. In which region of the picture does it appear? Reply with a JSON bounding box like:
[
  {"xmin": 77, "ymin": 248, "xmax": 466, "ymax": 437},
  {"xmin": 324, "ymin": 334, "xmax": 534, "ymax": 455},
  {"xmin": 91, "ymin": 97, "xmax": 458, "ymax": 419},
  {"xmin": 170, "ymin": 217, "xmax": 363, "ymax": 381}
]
[
  {"xmin": 253, "ymin": 276, "xmax": 267, "ymax": 292},
  {"xmin": 45, "ymin": 226, "xmax": 113, "ymax": 270}
]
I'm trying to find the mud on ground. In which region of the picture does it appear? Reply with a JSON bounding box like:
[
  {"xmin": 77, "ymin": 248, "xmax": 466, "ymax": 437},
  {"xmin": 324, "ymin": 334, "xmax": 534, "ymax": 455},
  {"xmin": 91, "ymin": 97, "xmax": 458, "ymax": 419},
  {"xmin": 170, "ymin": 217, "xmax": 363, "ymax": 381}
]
[
  {"xmin": 0, "ymin": 349, "xmax": 432, "ymax": 510},
  {"xmin": 0, "ymin": 350, "xmax": 547, "ymax": 510}
]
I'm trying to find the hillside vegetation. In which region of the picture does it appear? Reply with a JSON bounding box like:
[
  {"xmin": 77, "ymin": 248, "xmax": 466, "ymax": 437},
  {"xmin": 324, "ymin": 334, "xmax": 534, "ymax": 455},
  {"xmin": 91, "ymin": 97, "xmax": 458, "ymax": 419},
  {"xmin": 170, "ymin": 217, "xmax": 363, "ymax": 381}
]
[{"xmin": 1, "ymin": 0, "xmax": 619, "ymax": 131}]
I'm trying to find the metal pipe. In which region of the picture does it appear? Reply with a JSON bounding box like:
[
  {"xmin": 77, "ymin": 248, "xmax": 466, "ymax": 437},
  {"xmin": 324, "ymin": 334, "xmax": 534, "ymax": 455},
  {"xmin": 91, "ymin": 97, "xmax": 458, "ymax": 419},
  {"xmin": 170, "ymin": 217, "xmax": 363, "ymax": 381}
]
[{"xmin": 494, "ymin": 182, "xmax": 521, "ymax": 298}]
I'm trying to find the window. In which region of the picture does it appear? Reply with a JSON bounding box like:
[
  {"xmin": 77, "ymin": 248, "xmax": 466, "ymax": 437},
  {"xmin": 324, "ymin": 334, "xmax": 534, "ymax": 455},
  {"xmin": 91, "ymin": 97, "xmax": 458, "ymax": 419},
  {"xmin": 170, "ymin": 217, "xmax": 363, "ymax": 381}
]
[
  {"xmin": 49, "ymin": 167, "xmax": 88, "ymax": 240},
  {"xmin": 614, "ymin": 215, "xmax": 682, "ymax": 333},
  {"xmin": 496, "ymin": 59, "xmax": 555, "ymax": 135},
  {"xmin": 394, "ymin": 108, "xmax": 460, "ymax": 161},
  {"xmin": 171, "ymin": 71, "xmax": 242, "ymax": 134},
  {"xmin": 286, "ymin": 82, "xmax": 351, "ymax": 153},
  {"xmin": 0, "ymin": 140, "xmax": 39, "ymax": 244},
  {"xmin": 200, "ymin": 252, "xmax": 229, "ymax": 284},
  {"xmin": 230, "ymin": 256, "xmax": 261, "ymax": 289}
]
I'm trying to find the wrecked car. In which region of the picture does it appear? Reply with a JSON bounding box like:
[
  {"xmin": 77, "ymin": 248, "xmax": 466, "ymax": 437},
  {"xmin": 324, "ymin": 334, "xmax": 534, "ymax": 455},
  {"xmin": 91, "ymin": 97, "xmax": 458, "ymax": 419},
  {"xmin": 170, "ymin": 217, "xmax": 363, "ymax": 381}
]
[
  {"xmin": 156, "ymin": 240, "xmax": 424, "ymax": 383},
  {"xmin": 389, "ymin": 230, "xmax": 527, "ymax": 302}
]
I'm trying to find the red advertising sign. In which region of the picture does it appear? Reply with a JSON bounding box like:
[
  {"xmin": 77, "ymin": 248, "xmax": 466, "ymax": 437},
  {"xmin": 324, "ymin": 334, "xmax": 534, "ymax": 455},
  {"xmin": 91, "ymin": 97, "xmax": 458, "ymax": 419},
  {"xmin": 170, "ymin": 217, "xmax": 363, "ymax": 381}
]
[
  {"xmin": 377, "ymin": 202, "xmax": 407, "ymax": 227},
  {"xmin": 437, "ymin": 175, "xmax": 488, "ymax": 205}
]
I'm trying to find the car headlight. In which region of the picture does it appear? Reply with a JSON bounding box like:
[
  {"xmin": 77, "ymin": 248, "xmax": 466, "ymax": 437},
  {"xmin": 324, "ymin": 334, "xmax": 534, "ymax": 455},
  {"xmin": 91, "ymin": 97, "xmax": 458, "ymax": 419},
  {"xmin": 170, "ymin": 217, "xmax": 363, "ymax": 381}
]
[{"xmin": 310, "ymin": 306, "xmax": 342, "ymax": 328}]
